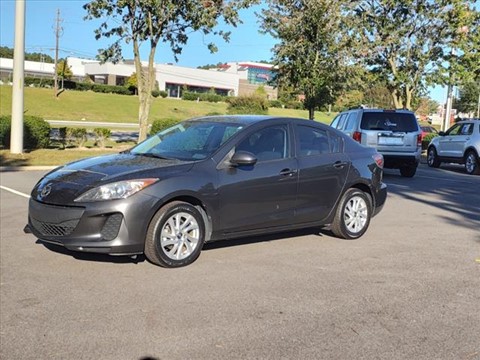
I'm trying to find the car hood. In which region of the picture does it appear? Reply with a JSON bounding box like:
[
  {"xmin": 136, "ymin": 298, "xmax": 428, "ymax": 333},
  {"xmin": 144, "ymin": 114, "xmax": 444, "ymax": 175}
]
[{"xmin": 31, "ymin": 153, "xmax": 193, "ymax": 205}]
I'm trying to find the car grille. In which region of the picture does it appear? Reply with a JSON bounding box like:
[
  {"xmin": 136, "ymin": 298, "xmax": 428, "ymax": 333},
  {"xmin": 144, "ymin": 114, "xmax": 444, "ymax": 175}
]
[
  {"xmin": 100, "ymin": 213, "xmax": 123, "ymax": 241},
  {"xmin": 30, "ymin": 218, "xmax": 79, "ymax": 237}
]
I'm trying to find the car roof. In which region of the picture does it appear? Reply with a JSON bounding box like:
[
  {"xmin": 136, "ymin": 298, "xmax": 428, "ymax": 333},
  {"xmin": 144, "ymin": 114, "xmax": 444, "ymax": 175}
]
[
  {"xmin": 185, "ymin": 115, "xmax": 330, "ymax": 128},
  {"xmin": 187, "ymin": 115, "xmax": 279, "ymax": 126},
  {"xmin": 358, "ymin": 108, "xmax": 415, "ymax": 114}
]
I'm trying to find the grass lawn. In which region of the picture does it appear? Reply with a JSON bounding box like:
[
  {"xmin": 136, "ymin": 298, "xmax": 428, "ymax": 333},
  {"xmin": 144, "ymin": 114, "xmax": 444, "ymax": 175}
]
[
  {"xmin": 0, "ymin": 85, "xmax": 337, "ymax": 166},
  {"xmin": 0, "ymin": 85, "xmax": 335, "ymax": 124}
]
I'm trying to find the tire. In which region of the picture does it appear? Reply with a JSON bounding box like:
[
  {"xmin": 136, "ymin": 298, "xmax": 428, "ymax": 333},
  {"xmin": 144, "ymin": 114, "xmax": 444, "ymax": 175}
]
[
  {"xmin": 465, "ymin": 150, "xmax": 480, "ymax": 175},
  {"xmin": 331, "ymin": 188, "xmax": 372, "ymax": 240},
  {"xmin": 399, "ymin": 165, "xmax": 417, "ymax": 178},
  {"xmin": 427, "ymin": 147, "xmax": 440, "ymax": 168},
  {"xmin": 145, "ymin": 201, "xmax": 205, "ymax": 268}
]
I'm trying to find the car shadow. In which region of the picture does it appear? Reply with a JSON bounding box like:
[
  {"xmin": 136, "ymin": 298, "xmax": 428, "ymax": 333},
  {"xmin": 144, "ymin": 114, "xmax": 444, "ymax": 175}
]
[
  {"xmin": 35, "ymin": 227, "xmax": 331, "ymax": 265},
  {"xmin": 203, "ymin": 227, "xmax": 328, "ymax": 251},
  {"xmin": 36, "ymin": 240, "xmax": 146, "ymax": 264},
  {"xmin": 383, "ymin": 165, "xmax": 480, "ymax": 237}
]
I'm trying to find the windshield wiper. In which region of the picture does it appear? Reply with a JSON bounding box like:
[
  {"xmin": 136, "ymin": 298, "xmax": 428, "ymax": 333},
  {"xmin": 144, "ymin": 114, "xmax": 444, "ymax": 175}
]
[{"xmin": 133, "ymin": 152, "xmax": 174, "ymax": 160}]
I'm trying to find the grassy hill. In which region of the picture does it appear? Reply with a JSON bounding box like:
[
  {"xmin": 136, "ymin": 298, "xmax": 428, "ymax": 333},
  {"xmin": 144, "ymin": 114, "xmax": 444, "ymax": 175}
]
[
  {"xmin": 0, "ymin": 85, "xmax": 337, "ymax": 166},
  {"xmin": 0, "ymin": 85, "xmax": 336, "ymax": 124}
]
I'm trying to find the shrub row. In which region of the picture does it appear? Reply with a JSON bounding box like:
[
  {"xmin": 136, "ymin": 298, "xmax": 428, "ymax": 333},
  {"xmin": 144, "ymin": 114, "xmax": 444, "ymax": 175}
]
[
  {"xmin": 226, "ymin": 95, "xmax": 269, "ymax": 115},
  {"xmin": 0, "ymin": 115, "xmax": 50, "ymax": 149},
  {"xmin": 422, "ymin": 133, "xmax": 439, "ymax": 150},
  {"xmin": 182, "ymin": 91, "xmax": 226, "ymax": 103},
  {"xmin": 24, "ymin": 77, "xmax": 133, "ymax": 95}
]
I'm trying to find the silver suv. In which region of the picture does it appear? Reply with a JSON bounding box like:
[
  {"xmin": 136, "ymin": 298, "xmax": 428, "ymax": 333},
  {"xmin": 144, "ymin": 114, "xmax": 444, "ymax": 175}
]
[
  {"xmin": 427, "ymin": 119, "xmax": 480, "ymax": 175},
  {"xmin": 331, "ymin": 109, "xmax": 422, "ymax": 177}
]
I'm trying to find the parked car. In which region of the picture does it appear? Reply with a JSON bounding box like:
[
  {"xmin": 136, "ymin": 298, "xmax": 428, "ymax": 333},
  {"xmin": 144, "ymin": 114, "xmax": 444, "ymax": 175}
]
[
  {"xmin": 427, "ymin": 119, "xmax": 480, "ymax": 175},
  {"xmin": 25, "ymin": 116, "xmax": 387, "ymax": 268},
  {"xmin": 420, "ymin": 125, "xmax": 439, "ymax": 141},
  {"xmin": 330, "ymin": 108, "xmax": 422, "ymax": 177}
]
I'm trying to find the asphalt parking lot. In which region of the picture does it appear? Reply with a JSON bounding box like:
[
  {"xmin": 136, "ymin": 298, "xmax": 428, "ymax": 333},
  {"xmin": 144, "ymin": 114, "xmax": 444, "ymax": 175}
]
[{"xmin": 1, "ymin": 163, "xmax": 479, "ymax": 360}]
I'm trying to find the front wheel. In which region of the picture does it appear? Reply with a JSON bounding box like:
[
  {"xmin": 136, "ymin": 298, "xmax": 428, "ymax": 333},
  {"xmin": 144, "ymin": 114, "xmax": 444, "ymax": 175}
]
[
  {"xmin": 331, "ymin": 188, "xmax": 372, "ymax": 240},
  {"xmin": 427, "ymin": 147, "xmax": 440, "ymax": 168},
  {"xmin": 465, "ymin": 151, "xmax": 480, "ymax": 175},
  {"xmin": 145, "ymin": 201, "xmax": 205, "ymax": 268}
]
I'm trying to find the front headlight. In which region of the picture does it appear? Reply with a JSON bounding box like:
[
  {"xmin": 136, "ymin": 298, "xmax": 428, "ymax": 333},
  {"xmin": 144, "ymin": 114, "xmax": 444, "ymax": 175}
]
[{"xmin": 74, "ymin": 178, "xmax": 158, "ymax": 202}]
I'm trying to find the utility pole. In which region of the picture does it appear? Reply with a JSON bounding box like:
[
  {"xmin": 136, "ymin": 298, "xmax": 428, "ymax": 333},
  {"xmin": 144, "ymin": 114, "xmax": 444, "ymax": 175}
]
[
  {"xmin": 53, "ymin": 9, "xmax": 63, "ymax": 97},
  {"xmin": 10, "ymin": 0, "xmax": 26, "ymax": 154}
]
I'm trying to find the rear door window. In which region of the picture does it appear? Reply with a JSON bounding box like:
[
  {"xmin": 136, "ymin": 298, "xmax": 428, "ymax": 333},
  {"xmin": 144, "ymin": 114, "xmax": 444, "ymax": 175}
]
[{"xmin": 360, "ymin": 112, "xmax": 418, "ymax": 132}]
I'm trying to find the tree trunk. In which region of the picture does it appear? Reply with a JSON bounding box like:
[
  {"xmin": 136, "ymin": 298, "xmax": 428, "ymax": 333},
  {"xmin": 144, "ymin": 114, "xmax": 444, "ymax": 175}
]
[
  {"xmin": 391, "ymin": 89, "xmax": 403, "ymax": 109},
  {"xmin": 308, "ymin": 107, "xmax": 315, "ymax": 120}
]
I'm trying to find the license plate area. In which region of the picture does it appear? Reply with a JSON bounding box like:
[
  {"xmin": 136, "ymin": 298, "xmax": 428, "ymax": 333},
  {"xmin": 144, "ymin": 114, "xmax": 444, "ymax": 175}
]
[{"xmin": 378, "ymin": 134, "xmax": 404, "ymax": 145}]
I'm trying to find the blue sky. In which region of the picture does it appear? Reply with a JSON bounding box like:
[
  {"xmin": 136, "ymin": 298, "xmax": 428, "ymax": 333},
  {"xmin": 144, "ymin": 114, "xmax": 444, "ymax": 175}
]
[{"xmin": 0, "ymin": 0, "xmax": 446, "ymax": 103}]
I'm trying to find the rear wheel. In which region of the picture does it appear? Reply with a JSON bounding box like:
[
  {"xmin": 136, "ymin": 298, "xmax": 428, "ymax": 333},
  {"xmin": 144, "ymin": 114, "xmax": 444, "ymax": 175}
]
[
  {"xmin": 331, "ymin": 188, "xmax": 372, "ymax": 240},
  {"xmin": 465, "ymin": 151, "xmax": 480, "ymax": 175},
  {"xmin": 427, "ymin": 147, "xmax": 441, "ymax": 168},
  {"xmin": 399, "ymin": 165, "xmax": 417, "ymax": 178},
  {"xmin": 145, "ymin": 201, "xmax": 205, "ymax": 268}
]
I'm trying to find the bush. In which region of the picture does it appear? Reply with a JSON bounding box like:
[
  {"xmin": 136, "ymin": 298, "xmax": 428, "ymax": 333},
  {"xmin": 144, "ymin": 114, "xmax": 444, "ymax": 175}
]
[
  {"xmin": 0, "ymin": 115, "xmax": 50, "ymax": 149},
  {"xmin": 182, "ymin": 91, "xmax": 225, "ymax": 103},
  {"xmin": 151, "ymin": 90, "xmax": 161, "ymax": 98},
  {"xmin": 93, "ymin": 128, "xmax": 111, "ymax": 148},
  {"xmin": 269, "ymin": 100, "xmax": 284, "ymax": 108},
  {"xmin": 422, "ymin": 133, "xmax": 439, "ymax": 150},
  {"xmin": 24, "ymin": 77, "xmax": 54, "ymax": 88},
  {"xmin": 285, "ymin": 100, "xmax": 304, "ymax": 110},
  {"xmin": 150, "ymin": 118, "xmax": 180, "ymax": 135},
  {"xmin": 91, "ymin": 84, "xmax": 132, "ymax": 95},
  {"xmin": 226, "ymin": 95, "xmax": 269, "ymax": 115},
  {"xmin": 159, "ymin": 90, "xmax": 168, "ymax": 98},
  {"xmin": 67, "ymin": 128, "xmax": 87, "ymax": 148}
]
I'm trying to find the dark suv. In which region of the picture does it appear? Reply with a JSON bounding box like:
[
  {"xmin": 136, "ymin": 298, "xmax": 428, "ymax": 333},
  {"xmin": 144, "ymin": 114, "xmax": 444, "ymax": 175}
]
[{"xmin": 330, "ymin": 108, "xmax": 422, "ymax": 177}]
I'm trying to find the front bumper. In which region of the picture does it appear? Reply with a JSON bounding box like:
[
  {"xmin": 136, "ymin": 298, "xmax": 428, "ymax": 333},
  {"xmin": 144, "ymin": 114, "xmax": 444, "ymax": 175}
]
[{"xmin": 26, "ymin": 194, "xmax": 159, "ymax": 255}]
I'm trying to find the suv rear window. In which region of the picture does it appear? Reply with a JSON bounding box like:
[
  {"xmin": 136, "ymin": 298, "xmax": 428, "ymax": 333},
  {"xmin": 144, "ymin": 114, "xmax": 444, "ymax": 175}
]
[{"xmin": 360, "ymin": 112, "xmax": 418, "ymax": 132}]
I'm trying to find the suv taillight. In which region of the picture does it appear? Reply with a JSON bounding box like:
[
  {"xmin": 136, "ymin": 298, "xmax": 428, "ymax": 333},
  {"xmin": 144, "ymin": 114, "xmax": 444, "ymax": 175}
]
[
  {"xmin": 417, "ymin": 134, "xmax": 422, "ymax": 147},
  {"xmin": 373, "ymin": 153, "xmax": 384, "ymax": 169},
  {"xmin": 353, "ymin": 131, "xmax": 362, "ymax": 143}
]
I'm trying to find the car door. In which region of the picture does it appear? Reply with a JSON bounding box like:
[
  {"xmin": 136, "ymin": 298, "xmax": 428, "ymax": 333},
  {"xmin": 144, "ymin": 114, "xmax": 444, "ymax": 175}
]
[
  {"xmin": 216, "ymin": 123, "xmax": 298, "ymax": 234},
  {"xmin": 294, "ymin": 125, "xmax": 350, "ymax": 224},
  {"xmin": 451, "ymin": 123, "xmax": 473, "ymax": 158},
  {"xmin": 437, "ymin": 123, "xmax": 462, "ymax": 157}
]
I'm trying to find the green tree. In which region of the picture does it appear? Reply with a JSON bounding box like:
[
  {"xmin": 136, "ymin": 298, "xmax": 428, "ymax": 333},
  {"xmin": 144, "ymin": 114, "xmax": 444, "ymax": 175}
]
[
  {"xmin": 56, "ymin": 59, "xmax": 73, "ymax": 80},
  {"xmin": 414, "ymin": 97, "xmax": 440, "ymax": 119},
  {"xmin": 346, "ymin": 0, "xmax": 480, "ymax": 109},
  {"xmin": 126, "ymin": 72, "xmax": 138, "ymax": 94},
  {"xmin": 455, "ymin": 80, "xmax": 480, "ymax": 116},
  {"xmin": 84, "ymin": 0, "xmax": 258, "ymax": 142},
  {"xmin": 260, "ymin": 0, "xmax": 351, "ymax": 120}
]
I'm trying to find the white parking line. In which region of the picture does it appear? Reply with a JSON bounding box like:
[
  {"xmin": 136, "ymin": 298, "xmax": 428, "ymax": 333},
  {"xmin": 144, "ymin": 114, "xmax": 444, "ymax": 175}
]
[{"xmin": 0, "ymin": 186, "xmax": 31, "ymax": 199}]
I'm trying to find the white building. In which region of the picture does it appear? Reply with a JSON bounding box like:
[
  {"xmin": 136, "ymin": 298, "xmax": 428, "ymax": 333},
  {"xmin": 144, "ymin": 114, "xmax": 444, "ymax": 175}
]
[{"xmin": 0, "ymin": 57, "xmax": 277, "ymax": 99}]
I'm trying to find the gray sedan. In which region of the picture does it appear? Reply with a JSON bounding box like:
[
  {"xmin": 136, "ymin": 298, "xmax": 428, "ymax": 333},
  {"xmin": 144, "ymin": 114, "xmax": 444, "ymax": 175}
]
[{"xmin": 26, "ymin": 116, "xmax": 387, "ymax": 267}]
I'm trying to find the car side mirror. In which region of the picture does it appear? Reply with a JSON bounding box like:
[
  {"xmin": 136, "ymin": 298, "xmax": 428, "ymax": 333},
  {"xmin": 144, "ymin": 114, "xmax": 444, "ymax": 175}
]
[
  {"xmin": 230, "ymin": 151, "xmax": 257, "ymax": 166},
  {"xmin": 439, "ymin": 131, "xmax": 446, "ymax": 136}
]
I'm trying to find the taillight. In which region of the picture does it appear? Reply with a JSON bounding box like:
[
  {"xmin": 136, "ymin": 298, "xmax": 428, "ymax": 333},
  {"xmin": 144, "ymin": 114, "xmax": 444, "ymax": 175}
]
[
  {"xmin": 353, "ymin": 131, "xmax": 362, "ymax": 143},
  {"xmin": 373, "ymin": 153, "xmax": 384, "ymax": 169},
  {"xmin": 417, "ymin": 134, "xmax": 422, "ymax": 147}
]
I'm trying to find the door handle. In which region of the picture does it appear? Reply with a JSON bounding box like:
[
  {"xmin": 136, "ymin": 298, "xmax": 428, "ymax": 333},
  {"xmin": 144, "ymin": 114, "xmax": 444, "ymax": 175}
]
[
  {"xmin": 333, "ymin": 161, "xmax": 347, "ymax": 169},
  {"xmin": 279, "ymin": 168, "xmax": 297, "ymax": 177}
]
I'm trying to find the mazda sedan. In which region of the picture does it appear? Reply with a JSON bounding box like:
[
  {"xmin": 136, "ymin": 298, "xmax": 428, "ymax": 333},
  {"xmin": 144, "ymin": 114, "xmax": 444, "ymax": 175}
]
[{"xmin": 26, "ymin": 116, "xmax": 387, "ymax": 268}]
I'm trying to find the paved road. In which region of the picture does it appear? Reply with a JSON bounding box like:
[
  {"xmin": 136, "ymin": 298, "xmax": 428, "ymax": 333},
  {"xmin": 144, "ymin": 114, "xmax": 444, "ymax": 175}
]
[{"xmin": 1, "ymin": 164, "xmax": 479, "ymax": 360}]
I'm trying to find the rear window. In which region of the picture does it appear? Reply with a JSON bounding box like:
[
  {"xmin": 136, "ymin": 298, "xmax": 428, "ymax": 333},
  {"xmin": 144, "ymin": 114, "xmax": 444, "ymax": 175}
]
[{"xmin": 360, "ymin": 112, "xmax": 418, "ymax": 132}]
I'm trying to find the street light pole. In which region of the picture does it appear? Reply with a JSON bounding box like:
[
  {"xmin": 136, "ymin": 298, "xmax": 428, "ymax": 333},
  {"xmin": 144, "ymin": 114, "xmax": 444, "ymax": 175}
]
[{"xmin": 10, "ymin": 0, "xmax": 26, "ymax": 154}]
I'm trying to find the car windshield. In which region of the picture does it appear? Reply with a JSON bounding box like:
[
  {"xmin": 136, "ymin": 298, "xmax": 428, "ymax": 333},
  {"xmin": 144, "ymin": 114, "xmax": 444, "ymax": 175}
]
[
  {"xmin": 130, "ymin": 121, "xmax": 244, "ymax": 161},
  {"xmin": 361, "ymin": 112, "xmax": 418, "ymax": 132}
]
